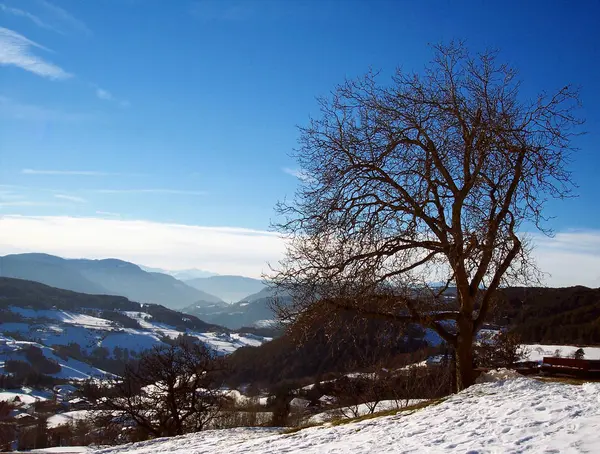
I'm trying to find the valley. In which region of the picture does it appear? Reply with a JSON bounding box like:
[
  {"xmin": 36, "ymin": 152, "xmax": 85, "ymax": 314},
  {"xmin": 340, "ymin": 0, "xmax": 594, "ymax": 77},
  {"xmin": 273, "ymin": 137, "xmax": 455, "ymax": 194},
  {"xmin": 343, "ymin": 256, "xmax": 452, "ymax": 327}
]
[{"xmin": 1, "ymin": 256, "xmax": 600, "ymax": 452}]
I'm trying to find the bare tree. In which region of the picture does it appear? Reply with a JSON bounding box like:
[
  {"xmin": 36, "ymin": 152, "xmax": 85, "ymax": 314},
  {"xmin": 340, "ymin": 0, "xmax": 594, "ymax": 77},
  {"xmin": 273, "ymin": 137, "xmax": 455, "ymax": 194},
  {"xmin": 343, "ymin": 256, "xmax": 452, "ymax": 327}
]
[
  {"xmin": 270, "ymin": 42, "xmax": 582, "ymax": 391},
  {"xmin": 89, "ymin": 341, "xmax": 226, "ymax": 439},
  {"xmin": 474, "ymin": 331, "xmax": 529, "ymax": 368}
]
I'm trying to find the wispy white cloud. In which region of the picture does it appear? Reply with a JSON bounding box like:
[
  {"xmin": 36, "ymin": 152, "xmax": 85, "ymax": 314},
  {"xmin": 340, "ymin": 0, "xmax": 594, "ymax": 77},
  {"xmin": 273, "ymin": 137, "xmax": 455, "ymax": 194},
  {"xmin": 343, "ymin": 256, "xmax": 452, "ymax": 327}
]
[
  {"xmin": 0, "ymin": 96, "xmax": 90, "ymax": 123},
  {"xmin": 95, "ymin": 87, "xmax": 113, "ymax": 101},
  {"xmin": 54, "ymin": 194, "xmax": 86, "ymax": 203},
  {"xmin": 0, "ymin": 3, "xmax": 59, "ymax": 33},
  {"xmin": 93, "ymin": 85, "xmax": 130, "ymax": 108},
  {"xmin": 282, "ymin": 167, "xmax": 313, "ymax": 182},
  {"xmin": 0, "ymin": 214, "xmax": 596, "ymax": 285},
  {"xmin": 22, "ymin": 169, "xmax": 129, "ymax": 176},
  {"xmin": 38, "ymin": 0, "xmax": 91, "ymax": 36},
  {"xmin": 532, "ymin": 230, "xmax": 600, "ymax": 287},
  {"xmin": 95, "ymin": 189, "xmax": 207, "ymax": 196},
  {"xmin": 21, "ymin": 169, "xmax": 146, "ymax": 177},
  {"xmin": 0, "ymin": 200, "xmax": 57, "ymax": 207},
  {"xmin": 0, "ymin": 189, "xmax": 52, "ymax": 207},
  {"xmin": 0, "ymin": 189, "xmax": 26, "ymax": 201},
  {"xmin": 95, "ymin": 211, "xmax": 120, "ymax": 217},
  {"xmin": 0, "ymin": 27, "xmax": 71, "ymax": 79},
  {"xmin": 0, "ymin": 215, "xmax": 285, "ymax": 278}
]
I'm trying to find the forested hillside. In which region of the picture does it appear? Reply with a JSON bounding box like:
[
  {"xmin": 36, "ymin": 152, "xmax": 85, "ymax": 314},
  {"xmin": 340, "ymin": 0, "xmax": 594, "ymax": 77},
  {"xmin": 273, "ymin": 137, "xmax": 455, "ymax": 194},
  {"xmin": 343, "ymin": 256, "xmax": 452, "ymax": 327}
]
[{"xmin": 500, "ymin": 286, "xmax": 600, "ymax": 344}]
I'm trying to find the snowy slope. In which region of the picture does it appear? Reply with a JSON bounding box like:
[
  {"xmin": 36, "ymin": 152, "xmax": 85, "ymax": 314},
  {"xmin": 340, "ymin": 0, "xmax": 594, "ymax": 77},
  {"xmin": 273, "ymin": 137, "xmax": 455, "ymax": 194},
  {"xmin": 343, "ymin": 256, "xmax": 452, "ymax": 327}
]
[
  {"xmin": 524, "ymin": 344, "xmax": 600, "ymax": 361},
  {"xmin": 0, "ymin": 335, "xmax": 109, "ymax": 379},
  {"xmin": 47, "ymin": 410, "xmax": 94, "ymax": 429},
  {"xmin": 1, "ymin": 306, "xmax": 269, "ymax": 358},
  {"xmin": 93, "ymin": 376, "xmax": 600, "ymax": 453}
]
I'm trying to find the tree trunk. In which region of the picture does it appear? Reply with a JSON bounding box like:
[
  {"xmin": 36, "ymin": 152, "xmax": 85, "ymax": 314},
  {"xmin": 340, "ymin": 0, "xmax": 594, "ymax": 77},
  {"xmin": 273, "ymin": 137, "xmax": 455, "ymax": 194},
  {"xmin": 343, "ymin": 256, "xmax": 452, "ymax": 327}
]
[{"xmin": 454, "ymin": 330, "xmax": 476, "ymax": 392}]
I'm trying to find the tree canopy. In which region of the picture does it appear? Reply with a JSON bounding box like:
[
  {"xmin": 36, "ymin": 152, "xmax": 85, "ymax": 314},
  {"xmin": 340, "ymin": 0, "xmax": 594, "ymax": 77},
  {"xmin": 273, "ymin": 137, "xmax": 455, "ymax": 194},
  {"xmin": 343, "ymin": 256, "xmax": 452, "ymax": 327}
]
[{"xmin": 270, "ymin": 42, "xmax": 582, "ymax": 390}]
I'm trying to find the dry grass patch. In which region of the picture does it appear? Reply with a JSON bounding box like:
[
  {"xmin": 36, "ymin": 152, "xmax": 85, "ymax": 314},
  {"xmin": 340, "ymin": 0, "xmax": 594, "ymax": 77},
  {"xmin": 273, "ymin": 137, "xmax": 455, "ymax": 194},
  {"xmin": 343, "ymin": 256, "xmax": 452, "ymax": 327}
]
[{"xmin": 282, "ymin": 398, "xmax": 445, "ymax": 435}]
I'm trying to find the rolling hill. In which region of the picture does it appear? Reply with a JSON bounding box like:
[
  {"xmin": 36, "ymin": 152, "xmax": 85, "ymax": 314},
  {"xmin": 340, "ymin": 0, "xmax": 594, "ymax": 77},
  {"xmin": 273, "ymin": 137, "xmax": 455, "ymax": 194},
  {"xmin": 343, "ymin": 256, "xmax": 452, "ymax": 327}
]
[
  {"xmin": 182, "ymin": 287, "xmax": 290, "ymax": 330},
  {"xmin": 182, "ymin": 298, "xmax": 277, "ymax": 330},
  {"xmin": 0, "ymin": 277, "xmax": 269, "ymax": 375}
]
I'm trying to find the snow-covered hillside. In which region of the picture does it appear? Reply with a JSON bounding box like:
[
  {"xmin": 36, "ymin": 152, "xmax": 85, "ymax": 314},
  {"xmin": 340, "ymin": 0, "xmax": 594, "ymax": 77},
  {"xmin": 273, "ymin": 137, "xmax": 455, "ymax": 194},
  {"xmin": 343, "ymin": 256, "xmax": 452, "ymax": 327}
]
[
  {"xmin": 0, "ymin": 335, "xmax": 108, "ymax": 380},
  {"xmin": 0, "ymin": 306, "xmax": 268, "ymax": 359},
  {"xmin": 524, "ymin": 344, "xmax": 600, "ymax": 362},
  {"xmin": 93, "ymin": 375, "xmax": 600, "ymax": 453}
]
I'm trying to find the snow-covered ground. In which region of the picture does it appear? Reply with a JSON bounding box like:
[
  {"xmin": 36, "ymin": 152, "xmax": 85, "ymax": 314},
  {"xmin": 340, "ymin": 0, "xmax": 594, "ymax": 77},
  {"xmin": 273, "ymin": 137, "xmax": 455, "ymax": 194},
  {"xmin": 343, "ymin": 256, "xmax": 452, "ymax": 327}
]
[
  {"xmin": 0, "ymin": 336, "xmax": 109, "ymax": 379},
  {"xmin": 305, "ymin": 399, "xmax": 426, "ymax": 425},
  {"xmin": 0, "ymin": 388, "xmax": 51, "ymax": 404},
  {"xmin": 1, "ymin": 306, "xmax": 269, "ymax": 359},
  {"xmin": 92, "ymin": 375, "xmax": 600, "ymax": 453},
  {"xmin": 10, "ymin": 307, "xmax": 115, "ymax": 330},
  {"xmin": 524, "ymin": 344, "xmax": 600, "ymax": 362},
  {"xmin": 30, "ymin": 448, "xmax": 90, "ymax": 453},
  {"xmin": 47, "ymin": 410, "xmax": 94, "ymax": 429}
]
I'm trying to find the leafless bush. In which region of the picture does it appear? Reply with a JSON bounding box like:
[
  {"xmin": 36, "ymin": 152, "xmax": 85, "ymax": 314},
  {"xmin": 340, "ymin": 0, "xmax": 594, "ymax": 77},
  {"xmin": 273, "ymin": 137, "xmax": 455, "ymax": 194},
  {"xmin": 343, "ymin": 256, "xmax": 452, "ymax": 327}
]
[
  {"xmin": 84, "ymin": 340, "xmax": 227, "ymax": 441},
  {"xmin": 475, "ymin": 331, "xmax": 529, "ymax": 368}
]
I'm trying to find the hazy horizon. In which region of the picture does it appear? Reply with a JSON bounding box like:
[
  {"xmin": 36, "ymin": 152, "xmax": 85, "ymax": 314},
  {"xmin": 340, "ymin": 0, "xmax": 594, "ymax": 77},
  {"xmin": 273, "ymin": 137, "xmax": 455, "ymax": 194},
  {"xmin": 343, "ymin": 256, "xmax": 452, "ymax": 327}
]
[{"xmin": 1, "ymin": 0, "xmax": 598, "ymax": 285}]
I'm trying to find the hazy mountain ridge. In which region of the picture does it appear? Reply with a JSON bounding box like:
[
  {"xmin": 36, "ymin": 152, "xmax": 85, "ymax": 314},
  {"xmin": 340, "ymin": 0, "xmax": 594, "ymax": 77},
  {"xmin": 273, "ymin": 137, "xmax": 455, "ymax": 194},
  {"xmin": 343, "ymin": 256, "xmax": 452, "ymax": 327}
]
[
  {"xmin": 182, "ymin": 288, "xmax": 291, "ymax": 330},
  {"xmin": 182, "ymin": 299, "xmax": 275, "ymax": 330},
  {"xmin": 0, "ymin": 253, "xmax": 223, "ymax": 309},
  {"xmin": 139, "ymin": 265, "xmax": 217, "ymax": 280},
  {"xmin": 185, "ymin": 275, "xmax": 266, "ymax": 303}
]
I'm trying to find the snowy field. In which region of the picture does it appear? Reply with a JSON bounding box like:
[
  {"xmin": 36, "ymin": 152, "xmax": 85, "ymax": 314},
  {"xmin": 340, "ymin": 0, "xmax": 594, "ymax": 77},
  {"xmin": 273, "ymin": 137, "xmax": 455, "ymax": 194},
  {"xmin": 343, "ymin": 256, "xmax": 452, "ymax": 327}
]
[
  {"xmin": 48, "ymin": 410, "xmax": 94, "ymax": 429},
  {"xmin": 305, "ymin": 399, "xmax": 426, "ymax": 425},
  {"xmin": 0, "ymin": 336, "xmax": 109, "ymax": 379},
  {"xmin": 0, "ymin": 388, "xmax": 51, "ymax": 404},
  {"xmin": 524, "ymin": 344, "xmax": 600, "ymax": 362},
  {"xmin": 92, "ymin": 375, "xmax": 600, "ymax": 453},
  {"xmin": 1, "ymin": 306, "xmax": 269, "ymax": 358}
]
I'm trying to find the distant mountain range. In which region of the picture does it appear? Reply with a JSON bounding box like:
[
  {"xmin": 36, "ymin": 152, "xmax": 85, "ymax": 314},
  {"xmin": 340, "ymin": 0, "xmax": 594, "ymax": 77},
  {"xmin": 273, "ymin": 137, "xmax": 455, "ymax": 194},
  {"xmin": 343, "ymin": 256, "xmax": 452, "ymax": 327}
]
[
  {"xmin": 181, "ymin": 287, "xmax": 290, "ymax": 330},
  {"xmin": 139, "ymin": 266, "xmax": 218, "ymax": 281},
  {"xmin": 0, "ymin": 253, "xmax": 285, "ymax": 329},
  {"xmin": 0, "ymin": 253, "xmax": 223, "ymax": 309},
  {"xmin": 184, "ymin": 275, "xmax": 266, "ymax": 303}
]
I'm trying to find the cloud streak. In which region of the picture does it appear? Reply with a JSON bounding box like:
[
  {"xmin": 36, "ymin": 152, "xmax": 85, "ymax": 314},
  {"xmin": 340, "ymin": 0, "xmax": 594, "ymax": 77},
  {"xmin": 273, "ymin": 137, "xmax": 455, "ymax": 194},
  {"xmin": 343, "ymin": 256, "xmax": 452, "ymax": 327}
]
[
  {"xmin": 282, "ymin": 167, "xmax": 313, "ymax": 182},
  {"xmin": 0, "ymin": 3, "xmax": 59, "ymax": 33},
  {"xmin": 95, "ymin": 189, "xmax": 207, "ymax": 196},
  {"xmin": 0, "ymin": 215, "xmax": 597, "ymax": 284},
  {"xmin": 0, "ymin": 201, "xmax": 58, "ymax": 207},
  {"xmin": 0, "ymin": 215, "xmax": 284, "ymax": 278},
  {"xmin": 54, "ymin": 194, "xmax": 86, "ymax": 203},
  {"xmin": 93, "ymin": 85, "xmax": 130, "ymax": 108},
  {"xmin": 0, "ymin": 27, "xmax": 71, "ymax": 79},
  {"xmin": 38, "ymin": 0, "xmax": 91, "ymax": 36},
  {"xmin": 95, "ymin": 88, "xmax": 113, "ymax": 100},
  {"xmin": 531, "ymin": 230, "xmax": 600, "ymax": 288},
  {"xmin": 0, "ymin": 97, "xmax": 90, "ymax": 123},
  {"xmin": 95, "ymin": 211, "xmax": 120, "ymax": 217},
  {"xmin": 22, "ymin": 169, "xmax": 132, "ymax": 176}
]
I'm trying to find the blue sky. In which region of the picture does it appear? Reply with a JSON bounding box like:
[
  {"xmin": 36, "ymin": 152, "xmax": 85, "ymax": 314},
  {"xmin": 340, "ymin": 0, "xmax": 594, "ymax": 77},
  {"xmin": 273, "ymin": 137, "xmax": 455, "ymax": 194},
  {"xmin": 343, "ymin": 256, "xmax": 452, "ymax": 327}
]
[{"xmin": 0, "ymin": 0, "xmax": 599, "ymax": 282}]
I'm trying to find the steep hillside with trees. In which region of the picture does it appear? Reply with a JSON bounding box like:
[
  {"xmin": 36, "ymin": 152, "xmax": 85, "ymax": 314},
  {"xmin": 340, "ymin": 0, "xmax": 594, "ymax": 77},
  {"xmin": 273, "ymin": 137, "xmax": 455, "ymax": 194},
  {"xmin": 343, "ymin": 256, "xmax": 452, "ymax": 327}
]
[{"xmin": 499, "ymin": 286, "xmax": 600, "ymax": 344}]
